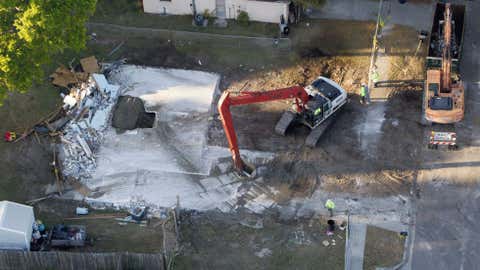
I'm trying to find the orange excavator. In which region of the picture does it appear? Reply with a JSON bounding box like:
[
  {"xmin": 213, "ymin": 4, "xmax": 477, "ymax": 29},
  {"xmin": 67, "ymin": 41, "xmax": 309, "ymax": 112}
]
[
  {"xmin": 424, "ymin": 3, "xmax": 465, "ymax": 124},
  {"xmin": 218, "ymin": 77, "xmax": 347, "ymax": 172}
]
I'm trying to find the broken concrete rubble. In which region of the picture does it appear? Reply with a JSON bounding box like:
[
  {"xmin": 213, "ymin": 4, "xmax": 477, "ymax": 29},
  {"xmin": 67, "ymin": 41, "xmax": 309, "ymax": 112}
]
[{"xmin": 58, "ymin": 73, "xmax": 120, "ymax": 180}]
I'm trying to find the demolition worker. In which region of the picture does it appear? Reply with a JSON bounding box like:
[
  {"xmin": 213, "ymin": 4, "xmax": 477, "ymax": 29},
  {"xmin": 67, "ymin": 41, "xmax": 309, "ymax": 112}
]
[
  {"xmin": 314, "ymin": 107, "xmax": 322, "ymax": 118},
  {"xmin": 360, "ymin": 83, "xmax": 369, "ymax": 105},
  {"xmin": 325, "ymin": 199, "xmax": 335, "ymax": 217}
]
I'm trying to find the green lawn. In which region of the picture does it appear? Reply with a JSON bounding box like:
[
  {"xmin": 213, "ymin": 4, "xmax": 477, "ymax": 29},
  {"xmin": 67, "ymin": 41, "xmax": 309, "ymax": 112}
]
[{"xmin": 92, "ymin": 0, "xmax": 279, "ymax": 37}]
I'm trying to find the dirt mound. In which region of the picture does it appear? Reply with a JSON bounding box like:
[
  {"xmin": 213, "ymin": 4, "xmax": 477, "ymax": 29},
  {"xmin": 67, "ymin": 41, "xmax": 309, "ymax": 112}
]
[{"xmin": 112, "ymin": 96, "xmax": 156, "ymax": 130}]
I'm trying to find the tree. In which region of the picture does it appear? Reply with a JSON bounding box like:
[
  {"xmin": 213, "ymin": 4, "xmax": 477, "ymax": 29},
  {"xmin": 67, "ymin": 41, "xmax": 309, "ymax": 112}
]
[{"xmin": 0, "ymin": 0, "xmax": 97, "ymax": 104}]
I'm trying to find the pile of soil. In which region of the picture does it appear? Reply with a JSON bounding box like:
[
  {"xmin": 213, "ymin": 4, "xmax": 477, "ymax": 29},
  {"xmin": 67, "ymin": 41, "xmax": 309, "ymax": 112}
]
[{"xmin": 112, "ymin": 96, "xmax": 156, "ymax": 130}]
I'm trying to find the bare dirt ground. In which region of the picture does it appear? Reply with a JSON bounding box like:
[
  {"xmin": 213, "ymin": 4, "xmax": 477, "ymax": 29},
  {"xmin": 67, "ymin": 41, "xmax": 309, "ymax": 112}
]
[{"xmin": 207, "ymin": 63, "xmax": 424, "ymax": 198}]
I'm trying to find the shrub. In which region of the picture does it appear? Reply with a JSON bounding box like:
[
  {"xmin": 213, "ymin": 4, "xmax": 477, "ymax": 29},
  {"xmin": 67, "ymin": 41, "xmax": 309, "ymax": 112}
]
[
  {"xmin": 237, "ymin": 11, "xmax": 250, "ymax": 26},
  {"xmin": 203, "ymin": 9, "xmax": 212, "ymax": 20}
]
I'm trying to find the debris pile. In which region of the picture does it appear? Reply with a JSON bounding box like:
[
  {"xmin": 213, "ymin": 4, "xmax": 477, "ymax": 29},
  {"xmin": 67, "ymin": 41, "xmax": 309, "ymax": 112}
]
[
  {"xmin": 58, "ymin": 73, "xmax": 120, "ymax": 180},
  {"xmin": 50, "ymin": 56, "xmax": 100, "ymax": 88}
]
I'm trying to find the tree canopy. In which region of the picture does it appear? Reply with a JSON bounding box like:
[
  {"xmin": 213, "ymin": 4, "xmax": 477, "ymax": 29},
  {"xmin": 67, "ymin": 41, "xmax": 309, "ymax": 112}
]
[{"xmin": 0, "ymin": 0, "xmax": 97, "ymax": 104}]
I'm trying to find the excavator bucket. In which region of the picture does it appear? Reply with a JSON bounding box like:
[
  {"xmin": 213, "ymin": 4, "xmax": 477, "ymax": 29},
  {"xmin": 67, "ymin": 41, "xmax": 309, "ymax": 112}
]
[
  {"xmin": 275, "ymin": 111, "xmax": 296, "ymax": 136},
  {"xmin": 236, "ymin": 158, "xmax": 256, "ymax": 178}
]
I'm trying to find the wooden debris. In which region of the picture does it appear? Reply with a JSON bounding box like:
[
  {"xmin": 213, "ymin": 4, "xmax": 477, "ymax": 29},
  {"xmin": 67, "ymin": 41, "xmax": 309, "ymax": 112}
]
[
  {"xmin": 76, "ymin": 134, "xmax": 93, "ymax": 158},
  {"xmin": 52, "ymin": 149, "xmax": 64, "ymax": 195},
  {"xmin": 14, "ymin": 106, "xmax": 64, "ymax": 143},
  {"xmin": 25, "ymin": 195, "xmax": 54, "ymax": 205},
  {"xmin": 75, "ymin": 72, "xmax": 90, "ymax": 82},
  {"xmin": 108, "ymin": 41, "xmax": 125, "ymax": 57},
  {"xmin": 65, "ymin": 176, "xmax": 92, "ymax": 197},
  {"xmin": 64, "ymin": 213, "xmax": 126, "ymax": 220},
  {"xmin": 50, "ymin": 66, "xmax": 78, "ymax": 88},
  {"xmin": 80, "ymin": 56, "xmax": 100, "ymax": 73},
  {"xmin": 33, "ymin": 131, "xmax": 41, "ymax": 145}
]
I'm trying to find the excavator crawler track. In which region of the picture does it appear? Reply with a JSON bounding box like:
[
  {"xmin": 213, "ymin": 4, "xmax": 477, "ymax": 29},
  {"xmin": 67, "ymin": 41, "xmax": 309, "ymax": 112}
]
[
  {"xmin": 305, "ymin": 116, "xmax": 335, "ymax": 147},
  {"xmin": 275, "ymin": 111, "xmax": 296, "ymax": 136}
]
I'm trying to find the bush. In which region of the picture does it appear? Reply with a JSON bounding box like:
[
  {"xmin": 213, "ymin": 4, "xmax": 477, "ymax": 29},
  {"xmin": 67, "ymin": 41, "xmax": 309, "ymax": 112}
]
[
  {"xmin": 237, "ymin": 11, "xmax": 249, "ymax": 26},
  {"xmin": 203, "ymin": 9, "xmax": 212, "ymax": 20}
]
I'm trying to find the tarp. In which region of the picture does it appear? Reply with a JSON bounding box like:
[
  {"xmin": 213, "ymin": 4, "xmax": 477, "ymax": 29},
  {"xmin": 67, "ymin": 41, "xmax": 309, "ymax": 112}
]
[{"xmin": 0, "ymin": 201, "xmax": 34, "ymax": 251}]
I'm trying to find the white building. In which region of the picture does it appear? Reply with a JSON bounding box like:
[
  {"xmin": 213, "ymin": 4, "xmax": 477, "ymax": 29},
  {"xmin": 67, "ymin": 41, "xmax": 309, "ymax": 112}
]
[
  {"xmin": 143, "ymin": 0, "xmax": 290, "ymax": 24},
  {"xmin": 143, "ymin": 0, "xmax": 216, "ymax": 16},
  {"xmin": 225, "ymin": 0, "xmax": 289, "ymax": 23},
  {"xmin": 0, "ymin": 201, "xmax": 35, "ymax": 251}
]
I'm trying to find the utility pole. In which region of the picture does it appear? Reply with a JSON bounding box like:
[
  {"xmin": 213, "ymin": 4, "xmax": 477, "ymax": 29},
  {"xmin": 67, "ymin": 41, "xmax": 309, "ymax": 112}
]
[{"xmin": 368, "ymin": 0, "xmax": 384, "ymax": 90}]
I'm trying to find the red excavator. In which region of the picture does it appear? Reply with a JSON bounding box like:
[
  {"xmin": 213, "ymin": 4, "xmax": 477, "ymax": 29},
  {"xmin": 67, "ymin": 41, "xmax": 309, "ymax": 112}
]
[{"xmin": 218, "ymin": 77, "xmax": 347, "ymax": 172}]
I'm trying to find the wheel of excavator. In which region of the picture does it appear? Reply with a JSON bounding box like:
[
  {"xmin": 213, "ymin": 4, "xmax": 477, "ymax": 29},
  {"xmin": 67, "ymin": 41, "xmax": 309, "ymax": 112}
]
[{"xmin": 275, "ymin": 111, "xmax": 296, "ymax": 136}]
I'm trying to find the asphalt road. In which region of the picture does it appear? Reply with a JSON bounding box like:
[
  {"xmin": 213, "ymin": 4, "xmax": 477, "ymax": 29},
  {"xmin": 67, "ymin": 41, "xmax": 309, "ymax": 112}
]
[
  {"xmin": 411, "ymin": 1, "xmax": 480, "ymax": 269},
  {"xmin": 306, "ymin": 0, "xmax": 435, "ymax": 31}
]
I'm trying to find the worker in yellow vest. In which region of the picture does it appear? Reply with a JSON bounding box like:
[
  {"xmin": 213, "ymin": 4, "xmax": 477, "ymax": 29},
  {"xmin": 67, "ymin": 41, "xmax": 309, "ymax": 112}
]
[
  {"xmin": 325, "ymin": 199, "xmax": 335, "ymax": 217},
  {"xmin": 360, "ymin": 83, "xmax": 369, "ymax": 105}
]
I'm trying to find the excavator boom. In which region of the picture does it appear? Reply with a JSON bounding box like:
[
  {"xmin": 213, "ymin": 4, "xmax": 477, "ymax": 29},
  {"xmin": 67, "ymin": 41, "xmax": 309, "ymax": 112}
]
[
  {"xmin": 217, "ymin": 86, "xmax": 310, "ymax": 172},
  {"xmin": 441, "ymin": 3, "xmax": 452, "ymax": 91}
]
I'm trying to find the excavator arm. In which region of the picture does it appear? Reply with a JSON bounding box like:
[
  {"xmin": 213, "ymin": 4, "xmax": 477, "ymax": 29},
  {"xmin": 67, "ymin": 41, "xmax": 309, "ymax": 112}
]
[
  {"xmin": 441, "ymin": 3, "xmax": 452, "ymax": 92},
  {"xmin": 217, "ymin": 86, "xmax": 310, "ymax": 172}
]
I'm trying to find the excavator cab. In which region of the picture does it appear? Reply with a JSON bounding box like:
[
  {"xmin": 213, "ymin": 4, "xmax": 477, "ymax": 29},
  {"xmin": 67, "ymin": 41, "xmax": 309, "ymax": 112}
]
[
  {"xmin": 302, "ymin": 77, "xmax": 344, "ymax": 129},
  {"xmin": 304, "ymin": 94, "xmax": 332, "ymax": 127}
]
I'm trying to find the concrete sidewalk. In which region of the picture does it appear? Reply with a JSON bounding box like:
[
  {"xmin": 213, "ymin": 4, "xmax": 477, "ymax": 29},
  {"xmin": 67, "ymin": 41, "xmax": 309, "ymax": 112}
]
[
  {"xmin": 306, "ymin": 0, "xmax": 434, "ymax": 31},
  {"xmin": 346, "ymin": 223, "xmax": 367, "ymax": 270}
]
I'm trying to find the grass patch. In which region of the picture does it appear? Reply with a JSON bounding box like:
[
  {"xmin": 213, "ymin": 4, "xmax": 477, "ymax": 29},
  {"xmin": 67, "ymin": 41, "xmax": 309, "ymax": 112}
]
[
  {"xmin": 0, "ymin": 51, "xmax": 77, "ymax": 202},
  {"xmin": 175, "ymin": 214, "xmax": 345, "ymax": 270},
  {"xmin": 87, "ymin": 23, "xmax": 293, "ymax": 71},
  {"xmin": 92, "ymin": 0, "xmax": 278, "ymax": 37},
  {"xmin": 363, "ymin": 226, "xmax": 405, "ymax": 270},
  {"xmin": 34, "ymin": 200, "xmax": 165, "ymax": 253}
]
